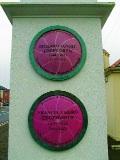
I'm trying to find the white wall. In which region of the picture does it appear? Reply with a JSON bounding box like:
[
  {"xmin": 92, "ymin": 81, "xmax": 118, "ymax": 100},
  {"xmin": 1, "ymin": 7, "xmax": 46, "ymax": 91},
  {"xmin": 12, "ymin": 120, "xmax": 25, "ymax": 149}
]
[{"xmin": 9, "ymin": 17, "xmax": 108, "ymax": 160}]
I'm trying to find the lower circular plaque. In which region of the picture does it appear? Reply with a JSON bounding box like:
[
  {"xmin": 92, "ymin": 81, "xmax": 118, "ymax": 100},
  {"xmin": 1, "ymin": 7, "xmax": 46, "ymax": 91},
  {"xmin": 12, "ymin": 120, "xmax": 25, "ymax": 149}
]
[{"xmin": 28, "ymin": 91, "xmax": 88, "ymax": 151}]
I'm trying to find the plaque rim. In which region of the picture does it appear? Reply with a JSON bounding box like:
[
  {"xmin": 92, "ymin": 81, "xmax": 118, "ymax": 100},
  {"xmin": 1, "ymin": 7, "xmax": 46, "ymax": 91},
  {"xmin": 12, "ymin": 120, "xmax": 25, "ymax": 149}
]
[
  {"xmin": 29, "ymin": 25, "xmax": 87, "ymax": 81},
  {"xmin": 28, "ymin": 90, "xmax": 88, "ymax": 151}
]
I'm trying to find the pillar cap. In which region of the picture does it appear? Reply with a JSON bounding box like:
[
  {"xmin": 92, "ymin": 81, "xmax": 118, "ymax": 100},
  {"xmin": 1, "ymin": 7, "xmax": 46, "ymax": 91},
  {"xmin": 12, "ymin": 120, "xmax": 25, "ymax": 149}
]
[{"xmin": 1, "ymin": 2, "xmax": 115, "ymax": 27}]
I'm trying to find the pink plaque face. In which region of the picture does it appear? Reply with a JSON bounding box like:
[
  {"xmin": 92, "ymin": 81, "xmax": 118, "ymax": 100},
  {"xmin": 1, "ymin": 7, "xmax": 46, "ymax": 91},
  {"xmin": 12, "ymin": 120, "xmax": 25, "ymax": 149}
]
[
  {"xmin": 29, "ymin": 26, "xmax": 87, "ymax": 80},
  {"xmin": 34, "ymin": 30, "xmax": 82, "ymax": 74},
  {"xmin": 28, "ymin": 91, "xmax": 88, "ymax": 151}
]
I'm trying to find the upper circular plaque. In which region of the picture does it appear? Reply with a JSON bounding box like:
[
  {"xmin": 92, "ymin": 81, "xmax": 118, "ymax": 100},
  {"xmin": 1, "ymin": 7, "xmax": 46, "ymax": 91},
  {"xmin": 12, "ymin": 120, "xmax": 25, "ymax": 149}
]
[
  {"xmin": 28, "ymin": 91, "xmax": 88, "ymax": 151},
  {"xmin": 29, "ymin": 26, "xmax": 87, "ymax": 80}
]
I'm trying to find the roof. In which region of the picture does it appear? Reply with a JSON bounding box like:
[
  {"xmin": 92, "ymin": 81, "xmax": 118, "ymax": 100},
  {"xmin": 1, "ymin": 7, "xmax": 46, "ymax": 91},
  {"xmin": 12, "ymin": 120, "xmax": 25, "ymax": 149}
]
[
  {"xmin": 1, "ymin": 2, "xmax": 115, "ymax": 26},
  {"xmin": 111, "ymin": 59, "xmax": 120, "ymax": 68},
  {"xmin": 0, "ymin": 86, "xmax": 8, "ymax": 90},
  {"xmin": 105, "ymin": 59, "xmax": 120, "ymax": 77}
]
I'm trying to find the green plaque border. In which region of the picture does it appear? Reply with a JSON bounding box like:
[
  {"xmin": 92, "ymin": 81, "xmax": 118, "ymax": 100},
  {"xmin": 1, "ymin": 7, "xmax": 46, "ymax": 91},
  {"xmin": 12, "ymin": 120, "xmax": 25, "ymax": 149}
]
[
  {"xmin": 28, "ymin": 90, "xmax": 88, "ymax": 151},
  {"xmin": 29, "ymin": 25, "xmax": 87, "ymax": 81}
]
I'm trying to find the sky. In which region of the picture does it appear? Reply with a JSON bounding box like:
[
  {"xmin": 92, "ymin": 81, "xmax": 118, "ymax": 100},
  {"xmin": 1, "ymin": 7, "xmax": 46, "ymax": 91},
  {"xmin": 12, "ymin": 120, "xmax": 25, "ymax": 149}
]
[{"xmin": 0, "ymin": 0, "xmax": 119, "ymax": 88}]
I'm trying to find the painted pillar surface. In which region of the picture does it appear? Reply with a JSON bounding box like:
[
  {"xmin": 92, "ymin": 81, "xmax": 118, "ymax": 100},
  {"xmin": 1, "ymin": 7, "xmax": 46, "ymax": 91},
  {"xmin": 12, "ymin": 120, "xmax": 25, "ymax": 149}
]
[{"xmin": 9, "ymin": 16, "xmax": 108, "ymax": 160}]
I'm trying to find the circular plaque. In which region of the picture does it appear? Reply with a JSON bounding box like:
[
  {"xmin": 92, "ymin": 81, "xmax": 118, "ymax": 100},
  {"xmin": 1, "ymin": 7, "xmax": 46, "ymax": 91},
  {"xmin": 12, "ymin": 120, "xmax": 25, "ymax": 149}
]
[
  {"xmin": 29, "ymin": 25, "xmax": 87, "ymax": 80},
  {"xmin": 28, "ymin": 91, "xmax": 88, "ymax": 151}
]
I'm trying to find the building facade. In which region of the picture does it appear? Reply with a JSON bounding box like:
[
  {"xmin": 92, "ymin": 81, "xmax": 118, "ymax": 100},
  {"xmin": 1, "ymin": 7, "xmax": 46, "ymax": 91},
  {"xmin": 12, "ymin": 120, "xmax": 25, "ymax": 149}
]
[
  {"xmin": 0, "ymin": 86, "xmax": 10, "ymax": 107},
  {"xmin": 104, "ymin": 50, "xmax": 120, "ymax": 141}
]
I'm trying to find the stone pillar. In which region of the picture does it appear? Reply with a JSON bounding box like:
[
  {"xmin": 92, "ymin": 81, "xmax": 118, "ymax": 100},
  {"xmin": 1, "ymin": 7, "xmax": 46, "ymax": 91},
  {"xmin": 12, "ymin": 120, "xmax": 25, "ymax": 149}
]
[{"xmin": 1, "ymin": 1, "xmax": 114, "ymax": 160}]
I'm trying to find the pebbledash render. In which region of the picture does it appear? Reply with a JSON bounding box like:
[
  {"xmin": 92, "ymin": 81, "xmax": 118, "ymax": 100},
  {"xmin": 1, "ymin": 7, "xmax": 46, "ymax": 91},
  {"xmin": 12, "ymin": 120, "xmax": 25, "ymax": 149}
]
[{"xmin": 1, "ymin": 1, "xmax": 114, "ymax": 160}]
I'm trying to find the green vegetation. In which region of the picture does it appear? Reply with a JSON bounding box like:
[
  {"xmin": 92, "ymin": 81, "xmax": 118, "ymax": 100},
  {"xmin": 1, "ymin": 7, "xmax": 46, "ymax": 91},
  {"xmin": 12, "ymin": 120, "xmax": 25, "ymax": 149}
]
[{"xmin": 0, "ymin": 124, "xmax": 8, "ymax": 160}]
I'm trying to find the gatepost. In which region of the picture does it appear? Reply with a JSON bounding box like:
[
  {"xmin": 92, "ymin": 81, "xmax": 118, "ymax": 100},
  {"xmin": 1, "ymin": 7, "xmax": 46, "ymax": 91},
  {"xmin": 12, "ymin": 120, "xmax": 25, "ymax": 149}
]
[{"xmin": 1, "ymin": 1, "xmax": 114, "ymax": 160}]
